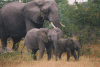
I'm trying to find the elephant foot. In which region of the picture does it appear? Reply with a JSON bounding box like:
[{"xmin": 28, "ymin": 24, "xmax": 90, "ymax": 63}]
[
  {"xmin": 12, "ymin": 43, "xmax": 19, "ymax": 51},
  {"xmin": 55, "ymin": 57, "xmax": 58, "ymax": 61},
  {"xmin": 67, "ymin": 60, "xmax": 69, "ymax": 61},
  {"xmin": 48, "ymin": 58, "xmax": 51, "ymax": 61},
  {"xmin": 75, "ymin": 59, "xmax": 78, "ymax": 61},
  {"xmin": 67, "ymin": 59, "xmax": 70, "ymax": 61},
  {"xmin": 33, "ymin": 56, "xmax": 37, "ymax": 60},
  {"xmin": 33, "ymin": 58, "xmax": 37, "ymax": 61},
  {"xmin": 12, "ymin": 47, "xmax": 18, "ymax": 51}
]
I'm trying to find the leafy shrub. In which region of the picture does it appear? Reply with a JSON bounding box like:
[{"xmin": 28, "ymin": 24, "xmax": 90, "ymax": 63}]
[
  {"xmin": 81, "ymin": 44, "xmax": 100, "ymax": 58},
  {"xmin": 0, "ymin": 51, "xmax": 33, "ymax": 63}
]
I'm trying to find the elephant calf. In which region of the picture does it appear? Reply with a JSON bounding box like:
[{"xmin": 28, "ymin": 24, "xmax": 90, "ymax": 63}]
[{"xmin": 57, "ymin": 37, "xmax": 81, "ymax": 61}]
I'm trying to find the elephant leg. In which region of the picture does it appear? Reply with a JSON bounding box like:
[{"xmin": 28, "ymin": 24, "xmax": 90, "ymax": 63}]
[
  {"xmin": 66, "ymin": 47, "xmax": 71, "ymax": 61},
  {"xmin": 39, "ymin": 44, "xmax": 45, "ymax": 60},
  {"xmin": 59, "ymin": 52, "xmax": 62, "ymax": 59},
  {"xmin": 71, "ymin": 50, "xmax": 77, "ymax": 61},
  {"xmin": 67, "ymin": 51, "xmax": 71, "ymax": 61},
  {"xmin": 12, "ymin": 38, "xmax": 22, "ymax": 51},
  {"xmin": 0, "ymin": 28, "xmax": 8, "ymax": 51},
  {"xmin": 32, "ymin": 49, "xmax": 38, "ymax": 60},
  {"xmin": 46, "ymin": 45, "xmax": 52, "ymax": 60},
  {"xmin": 1, "ymin": 37, "xmax": 7, "ymax": 51}
]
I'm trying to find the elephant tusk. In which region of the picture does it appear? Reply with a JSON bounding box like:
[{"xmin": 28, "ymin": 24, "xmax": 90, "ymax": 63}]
[
  {"xmin": 60, "ymin": 23, "xmax": 65, "ymax": 27},
  {"xmin": 51, "ymin": 22, "xmax": 56, "ymax": 28}
]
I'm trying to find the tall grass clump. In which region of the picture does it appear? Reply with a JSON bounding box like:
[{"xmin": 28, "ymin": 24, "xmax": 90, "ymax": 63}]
[{"xmin": 0, "ymin": 51, "xmax": 34, "ymax": 64}]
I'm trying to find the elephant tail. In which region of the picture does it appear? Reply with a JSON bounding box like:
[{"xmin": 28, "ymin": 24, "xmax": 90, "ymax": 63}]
[{"xmin": 21, "ymin": 43, "xmax": 25, "ymax": 53}]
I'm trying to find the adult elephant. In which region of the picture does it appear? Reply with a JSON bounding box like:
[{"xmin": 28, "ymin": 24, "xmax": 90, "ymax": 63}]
[
  {"xmin": 21, "ymin": 27, "xmax": 63, "ymax": 60},
  {"xmin": 0, "ymin": 0, "xmax": 64, "ymax": 51},
  {"xmin": 57, "ymin": 37, "xmax": 81, "ymax": 61}
]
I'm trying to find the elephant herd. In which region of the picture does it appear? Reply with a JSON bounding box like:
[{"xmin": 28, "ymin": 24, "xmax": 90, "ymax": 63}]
[{"xmin": 0, "ymin": 0, "xmax": 81, "ymax": 61}]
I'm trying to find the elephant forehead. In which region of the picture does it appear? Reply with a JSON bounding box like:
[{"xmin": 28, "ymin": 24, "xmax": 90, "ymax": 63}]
[
  {"xmin": 30, "ymin": 28, "xmax": 39, "ymax": 31},
  {"xmin": 51, "ymin": 31, "xmax": 55, "ymax": 33},
  {"xmin": 49, "ymin": 30, "xmax": 56, "ymax": 33}
]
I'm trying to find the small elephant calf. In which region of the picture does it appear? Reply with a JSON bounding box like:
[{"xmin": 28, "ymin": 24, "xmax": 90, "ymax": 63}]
[{"xmin": 57, "ymin": 37, "xmax": 81, "ymax": 61}]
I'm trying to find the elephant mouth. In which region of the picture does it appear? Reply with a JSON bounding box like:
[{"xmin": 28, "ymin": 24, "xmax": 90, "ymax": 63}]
[
  {"xmin": 50, "ymin": 22, "xmax": 65, "ymax": 28},
  {"xmin": 44, "ymin": 16, "xmax": 48, "ymax": 20}
]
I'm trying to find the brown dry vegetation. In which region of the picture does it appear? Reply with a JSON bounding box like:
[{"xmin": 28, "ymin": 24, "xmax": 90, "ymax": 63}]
[{"xmin": 0, "ymin": 39, "xmax": 100, "ymax": 67}]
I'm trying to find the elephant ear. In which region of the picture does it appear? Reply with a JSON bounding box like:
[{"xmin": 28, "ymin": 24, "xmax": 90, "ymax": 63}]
[
  {"xmin": 73, "ymin": 38, "xmax": 81, "ymax": 49},
  {"xmin": 37, "ymin": 28, "xmax": 49, "ymax": 43},
  {"xmin": 53, "ymin": 28, "xmax": 63, "ymax": 39},
  {"xmin": 66, "ymin": 38, "xmax": 75, "ymax": 50},
  {"xmin": 22, "ymin": 1, "xmax": 44, "ymax": 24}
]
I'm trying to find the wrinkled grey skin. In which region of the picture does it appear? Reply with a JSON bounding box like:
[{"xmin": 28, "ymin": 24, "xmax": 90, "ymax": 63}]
[
  {"xmin": 0, "ymin": 0, "xmax": 60, "ymax": 51},
  {"xmin": 22, "ymin": 27, "xmax": 63, "ymax": 60},
  {"xmin": 57, "ymin": 37, "xmax": 81, "ymax": 61}
]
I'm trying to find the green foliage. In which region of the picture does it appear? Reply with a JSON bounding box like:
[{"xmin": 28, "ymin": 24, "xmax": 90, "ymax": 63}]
[
  {"xmin": 0, "ymin": 0, "xmax": 33, "ymax": 8},
  {"xmin": 55, "ymin": 0, "xmax": 100, "ymax": 46},
  {"xmin": 75, "ymin": 1, "xmax": 100, "ymax": 27},
  {"xmin": 91, "ymin": 0, "xmax": 100, "ymax": 4},
  {"xmin": 57, "ymin": 0, "xmax": 77, "ymax": 37},
  {"xmin": 0, "ymin": 0, "xmax": 14, "ymax": 8},
  {"xmin": 43, "ymin": 21, "xmax": 53, "ymax": 29},
  {"xmin": 81, "ymin": 44, "xmax": 100, "ymax": 58},
  {"xmin": 0, "ymin": 51, "xmax": 33, "ymax": 62},
  {"xmin": 81, "ymin": 44, "xmax": 92, "ymax": 56}
]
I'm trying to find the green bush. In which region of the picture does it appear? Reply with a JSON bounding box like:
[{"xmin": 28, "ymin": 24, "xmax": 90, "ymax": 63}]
[
  {"xmin": 0, "ymin": 0, "xmax": 33, "ymax": 9},
  {"xmin": 0, "ymin": 51, "xmax": 33, "ymax": 62},
  {"xmin": 56, "ymin": 0, "xmax": 100, "ymax": 45}
]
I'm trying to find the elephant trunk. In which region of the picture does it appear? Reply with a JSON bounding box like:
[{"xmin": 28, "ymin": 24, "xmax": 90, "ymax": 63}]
[
  {"xmin": 54, "ymin": 42, "xmax": 58, "ymax": 61},
  {"xmin": 77, "ymin": 48, "xmax": 80, "ymax": 60},
  {"xmin": 49, "ymin": 11, "xmax": 65, "ymax": 28},
  {"xmin": 49, "ymin": 11, "xmax": 60, "ymax": 27},
  {"xmin": 52, "ymin": 36, "xmax": 58, "ymax": 61}
]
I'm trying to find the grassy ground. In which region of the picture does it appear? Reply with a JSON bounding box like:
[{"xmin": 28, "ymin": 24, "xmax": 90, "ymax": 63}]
[{"xmin": 0, "ymin": 39, "xmax": 100, "ymax": 67}]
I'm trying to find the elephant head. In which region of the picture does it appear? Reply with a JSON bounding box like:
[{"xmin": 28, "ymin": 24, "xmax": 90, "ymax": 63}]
[
  {"xmin": 22, "ymin": 0, "xmax": 64, "ymax": 31},
  {"xmin": 37, "ymin": 27, "xmax": 63, "ymax": 60}
]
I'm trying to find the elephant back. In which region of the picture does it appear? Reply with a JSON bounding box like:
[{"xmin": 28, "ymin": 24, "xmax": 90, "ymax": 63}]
[{"xmin": 58, "ymin": 38, "xmax": 67, "ymax": 50}]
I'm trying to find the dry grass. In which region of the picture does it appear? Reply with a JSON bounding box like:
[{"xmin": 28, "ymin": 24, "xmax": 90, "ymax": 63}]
[
  {"xmin": 0, "ymin": 55, "xmax": 100, "ymax": 67},
  {"xmin": 0, "ymin": 39, "xmax": 100, "ymax": 67}
]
